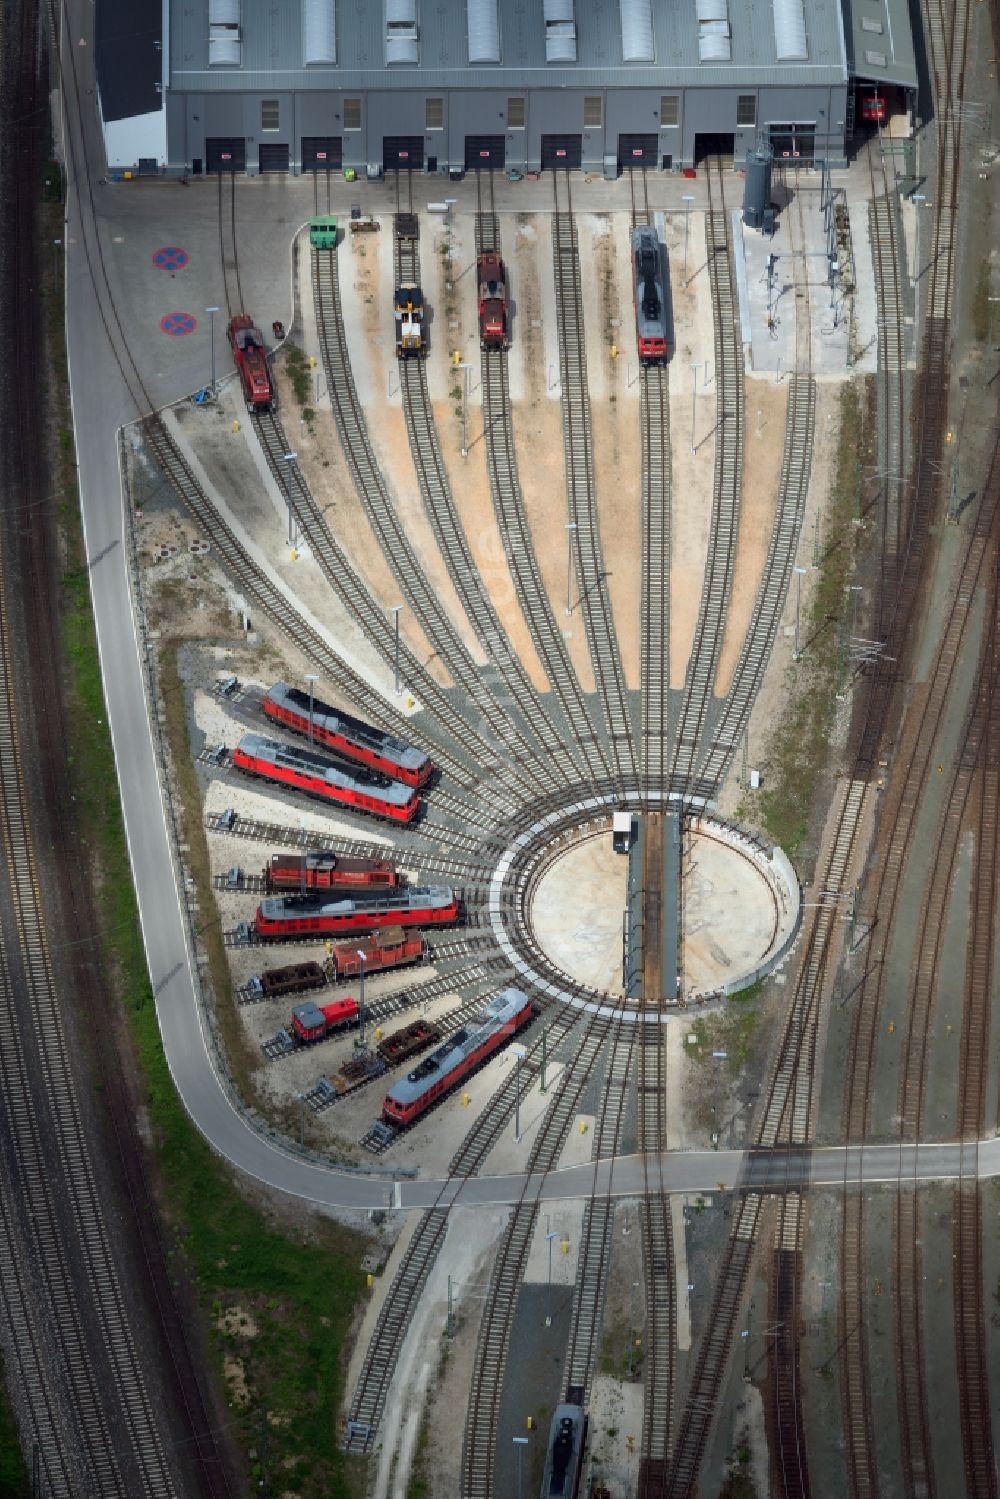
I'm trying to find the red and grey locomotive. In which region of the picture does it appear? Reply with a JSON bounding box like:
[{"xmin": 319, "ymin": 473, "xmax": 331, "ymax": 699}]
[{"xmin": 263, "ymin": 682, "xmax": 432, "ymax": 788}]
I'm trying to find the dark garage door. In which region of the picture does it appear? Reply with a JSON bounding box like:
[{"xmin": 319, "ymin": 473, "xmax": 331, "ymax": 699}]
[
  {"xmin": 384, "ymin": 136, "xmax": 424, "ymax": 170},
  {"xmin": 302, "ymin": 136, "xmax": 343, "ymax": 171},
  {"xmin": 258, "ymin": 142, "xmax": 290, "ymax": 173},
  {"xmin": 618, "ymin": 134, "xmax": 658, "ymax": 168},
  {"xmin": 541, "ymin": 134, "xmax": 582, "ymax": 170},
  {"xmin": 465, "ymin": 135, "xmax": 505, "ymax": 169},
  {"xmin": 206, "ymin": 137, "xmax": 246, "ymax": 173},
  {"xmin": 770, "ymin": 125, "xmax": 816, "ymax": 163}
]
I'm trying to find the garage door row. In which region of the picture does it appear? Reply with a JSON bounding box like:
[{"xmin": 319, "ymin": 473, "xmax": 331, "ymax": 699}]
[{"xmin": 201, "ymin": 133, "xmax": 664, "ymax": 174}]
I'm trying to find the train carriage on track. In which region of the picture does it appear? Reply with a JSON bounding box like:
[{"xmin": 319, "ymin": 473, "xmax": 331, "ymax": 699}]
[
  {"xmin": 631, "ymin": 226, "xmax": 672, "ymax": 365},
  {"xmin": 380, "ymin": 987, "xmax": 532, "ymax": 1127},
  {"xmin": 227, "ymin": 314, "xmax": 275, "ymax": 411},
  {"xmin": 232, "ymin": 732, "xmax": 420, "ymax": 823},
  {"xmin": 263, "ymin": 681, "xmax": 432, "ymax": 788},
  {"xmin": 265, "ymin": 850, "xmax": 399, "ymax": 890},
  {"xmin": 255, "ymin": 886, "xmax": 459, "ymax": 941},
  {"xmin": 540, "ymin": 1404, "xmax": 588, "ymax": 1498}
]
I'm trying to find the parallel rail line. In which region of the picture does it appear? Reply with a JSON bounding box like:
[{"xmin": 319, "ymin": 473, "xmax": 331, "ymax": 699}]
[{"xmin": 551, "ymin": 171, "xmax": 639, "ymax": 791}]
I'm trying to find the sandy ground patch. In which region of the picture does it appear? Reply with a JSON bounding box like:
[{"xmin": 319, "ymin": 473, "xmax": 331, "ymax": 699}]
[
  {"xmin": 666, "ymin": 212, "xmax": 718, "ymax": 688},
  {"xmin": 530, "ymin": 832, "xmax": 629, "ymax": 995},
  {"xmin": 714, "ymin": 380, "xmax": 790, "ymax": 696}
]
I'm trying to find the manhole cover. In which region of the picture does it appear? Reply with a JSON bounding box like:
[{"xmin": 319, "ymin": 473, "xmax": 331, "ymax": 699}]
[{"xmin": 189, "ymin": 539, "xmax": 211, "ymax": 554}]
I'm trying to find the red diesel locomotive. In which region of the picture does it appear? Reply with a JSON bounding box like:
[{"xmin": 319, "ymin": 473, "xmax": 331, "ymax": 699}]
[
  {"xmin": 255, "ymin": 886, "xmax": 459, "ymax": 942},
  {"xmin": 232, "ymin": 734, "xmax": 420, "ymax": 823},
  {"xmin": 290, "ymin": 995, "xmax": 360, "ymax": 1044},
  {"xmin": 265, "ymin": 851, "xmax": 399, "ymax": 891},
  {"xmin": 227, "ymin": 315, "xmax": 275, "ymax": 412},
  {"xmin": 263, "ymin": 682, "xmax": 432, "ymax": 788}
]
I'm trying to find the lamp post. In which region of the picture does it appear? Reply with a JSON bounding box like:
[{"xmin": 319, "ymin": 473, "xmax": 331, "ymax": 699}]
[
  {"xmin": 512, "ymin": 1043, "xmax": 527, "ymax": 1141},
  {"xmin": 690, "ymin": 361, "xmax": 701, "ymax": 455},
  {"xmin": 356, "ymin": 950, "xmax": 367, "ymax": 1046},
  {"xmin": 989, "ymin": 295, "xmax": 1000, "ymax": 348},
  {"xmin": 682, "ymin": 193, "xmax": 695, "ymax": 283},
  {"xmin": 390, "ymin": 604, "xmax": 403, "ymax": 695},
  {"xmin": 545, "ymin": 1223, "xmax": 559, "ymax": 1327},
  {"xmin": 513, "ymin": 1436, "xmax": 528, "ymax": 1499},
  {"xmin": 564, "ymin": 521, "xmax": 578, "ymax": 616},
  {"xmin": 305, "ymin": 672, "xmax": 318, "ymax": 744},
  {"xmin": 457, "ymin": 360, "xmax": 472, "ymax": 458},
  {"xmin": 52, "ymin": 237, "xmax": 62, "ymax": 288},
  {"xmin": 282, "ymin": 451, "xmax": 298, "ymax": 547},
  {"xmin": 793, "ymin": 566, "xmax": 808, "ymax": 660},
  {"xmin": 296, "ymin": 1092, "xmax": 305, "ymax": 1148},
  {"xmin": 205, "ymin": 305, "xmax": 220, "ymax": 392}
]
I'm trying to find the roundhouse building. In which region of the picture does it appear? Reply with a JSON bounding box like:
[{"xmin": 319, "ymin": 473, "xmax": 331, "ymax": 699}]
[{"xmin": 96, "ymin": 0, "xmax": 916, "ymax": 175}]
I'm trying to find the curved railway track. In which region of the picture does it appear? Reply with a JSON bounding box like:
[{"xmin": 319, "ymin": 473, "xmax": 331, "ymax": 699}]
[
  {"xmin": 389, "ymin": 182, "xmax": 582, "ymax": 791},
  {"xmin": 474, "ymin": 174, "xmax": 615, "ymax": 788},
  {"xmin": 551, "ymin": 171, "xmax": 639, "ymax": 792},
  {"xmin": 669, "ymin": 157, "xmax": 744, "ymax": 797},
  {"xmin": 697, "ymin": 176, "xmax": 815, "ymax": 793}
]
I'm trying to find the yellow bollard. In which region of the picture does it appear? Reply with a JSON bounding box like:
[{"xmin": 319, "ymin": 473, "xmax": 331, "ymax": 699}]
[
  {"xmin": 526, "ymin": 1416, "xmax": 534, "ymax": 1430},
  {"xmin": 462, "ymin": 1092, "xmax": 470, "ymax": 1107},
  {"xmin": 560, "ymin": 1238, "xmax": 570, "ymax": 1255},
  {"xmin": 309, "ymin": 354, "xmax": 316, "ymax": 369},
  {"xmin": 452, "ymin": 349, "xmax": 462, "ymax": 365},
  {"xmin": 375, "ymin": 1027, "xmax": 383, "ymax": 1042},
  {"xmin": 367, "ymin": 1273, "xmax": 374, "ymax": 1289},
  {"xmin": 232, "ymin": 419, "xmax": 241, "ymax": 433},
  {"xmin": 405, "ymin": 694, "xmax": 416, "ymax": 710},
  {"xmin": 290, "ymin": 548, "xmax": 299, "ymax": 561},
  {"xmin": 610, "ymin": 343, "xmax": 618, "ymax": 359},
  {"xmin": 578, "ymin": 1119, "xmax": 588, "ymax": 1135}
]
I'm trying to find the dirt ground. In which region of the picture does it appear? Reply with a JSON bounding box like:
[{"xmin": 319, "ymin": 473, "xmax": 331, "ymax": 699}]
[{"xmin": 714, "ymin": 380, "xmax": 790, "ymax": 696}]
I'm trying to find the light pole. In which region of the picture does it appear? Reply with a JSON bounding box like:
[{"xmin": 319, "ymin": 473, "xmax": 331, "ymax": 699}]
[
  {"xmin": 205, "ymin": 305, "xmax": 220, "ymax": 392},
  {"xmin": 512, "ymin": 1043, "xmax": 527, "ymax": 1141},
  {"xmin": 564, "ymin": 521, "xmax": 577, "ymax": 616},
  {"xmin": 282, "ymin": 451, "xmax": 298, "ymax": 547},
  {"xmin": 513, "ymin": 1436, "xmax": 528, "ymax": 1499},
  {"xmin": 711, "ymin": 1050, "xmax": 728, "ymax": 1144},
  {"xmin": 457, "ymin": 360, "xmax": 471, "ymax": 457},
  {"xmin": 629, "ymin": 1279, "xmax": 641, "ymax": 1376},
  {"xmin": 792, "ymin": 566, "xmax": 808, "ymax": 660},
  {"xmin": 305, "ymin": 672, "xmax": 318, "ymax": 744},
  {"xmin": 390, "ymin": 604, "xmax": 403, "ymax": 695},
  {"xmin": 690, "ymin": 361, "xmax": 701, "ymax": 456},
  {"xmin": 52, "ymin": 237, "xmax": 62, "ymax": 288},
  {"xmin": 356, "ymin": 950, "xmax": 367, "ymax": 1046},
  {"xmin": 296, "ymin": 1092, "xmax": 305, "ymax": 1148},
  {"xmin": 682, "ymin": 194, "xmax": 695, "ymax": 283},
  {"xmin": 545, "ymin": 1222, "xmax": 559, "ymax": 1327}
]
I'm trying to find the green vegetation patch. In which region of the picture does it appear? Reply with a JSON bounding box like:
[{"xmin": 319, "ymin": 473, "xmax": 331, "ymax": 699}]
[
  {"xmin": 0, "ymin": 1355, "xmax": 29, "ymax": 1499},
  {"xmin": 45, "ymin": 202, "xmax": 368, "ymax": 1497},
  {"xmin": 282, "ymin": 340, "xmax": 316, "ymax": 410},
  {"xmin": 684, "ymin": 997, "xmax": 762, "ymax": 1074},
  {"xmin": 742, "ymin": 381, "xmax": 870, "ymax": 858},
  {"xmin": 970, "ymin": 258, "xmax": 992, "ymax": 344}
]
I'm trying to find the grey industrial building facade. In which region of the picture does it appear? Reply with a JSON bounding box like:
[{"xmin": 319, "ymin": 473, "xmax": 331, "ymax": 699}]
[{"xmin": 97, "ymin": 0, "xmax": 918, "ymax": 174}]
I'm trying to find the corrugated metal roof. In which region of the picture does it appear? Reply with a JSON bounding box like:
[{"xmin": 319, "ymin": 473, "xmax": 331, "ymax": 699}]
[
  {"xmin": 170, "ymin": 0, "xmax": 851, "ymax": 88},
  {"xmin": 387, "ymin": 0, "xmax": 415, "ymax": 20},
  {"xmin": 772, "ymin": 0, "xmax": 807, "ymax": 59},
  {"xmin": 468, "ymin": 0, "xmax": 500, "ymax": 61},
  {"xmin": 543, "ymin": 0, "xmax": 574, "ymax": 20},
  {"xmin": 620, "ymin": 0, "xmax": 653, "ymax": 61},
  {"xmin": 303, "ymin": 0, "xmax": 336, "ymax": 62},
  {"xmin": 208, "ymin": 0, "xmax": 239, "ymax": 22},
  {"xmin": 842, "ymin": 0, "xmax": 916, "ymax": 85}
]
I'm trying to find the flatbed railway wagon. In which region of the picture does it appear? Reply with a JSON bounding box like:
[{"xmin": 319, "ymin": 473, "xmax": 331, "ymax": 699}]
[
  {"xmin": 325, "ymin": 1049, "xmax": 386, "ymax": 1097},
  {"xmin": 227, "ymin": 314, "xmax": 275, "ymax": 411},
  {"xmin": 328, "ymin": 927, "xmax": 425, "ymax": 979},
  {"xmin": 265, "ymin": 850, "xmax": 399, "ymax": 891},
  {"xmin": 246, "ymin": 960, "xmax": 327, "ymax": 1001},
  {"xmin": 631, "ymin": 225, "xmax": 672, "ymax": 364},
  {"xmin": 381, "ymin": 987, "xmax": 532, "ymax": 1128},
  {"xmin": 255, "ymin": 886, "xmax": 460, "ymax": 942},
  {"xmin": 376, "ymin": 1017, "xmax": 441, "ymax": 1068},
  {"xmin": 232, "ymin": 733, "xmax": 420, "ymax": 823},
  {"xmin": 263, "ymin": 682, "xmax": 432, "ymax": 788},
  {"xmin": 477, "ymin": 251, "xmax": 510, "ymax": 350}
]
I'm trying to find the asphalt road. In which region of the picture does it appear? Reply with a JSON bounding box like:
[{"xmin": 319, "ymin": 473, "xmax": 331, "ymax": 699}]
[{"xmin": 59, "ymin": 18, "xmax": 1000, "ymax": 1216}]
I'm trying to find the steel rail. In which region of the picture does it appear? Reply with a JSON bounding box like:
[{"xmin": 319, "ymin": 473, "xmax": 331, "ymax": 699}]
[{"xmin": 551, "ymin": 170, "xmax": 639, "ymax": 791}]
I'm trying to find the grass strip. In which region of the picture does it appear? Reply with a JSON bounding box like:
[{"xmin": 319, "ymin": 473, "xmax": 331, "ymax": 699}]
[
  {"xmin": 0, "ymin": 1355, "xmax": 30, "ymax": 1499},
  {"xmin": 43, "ymin": 175, "xmax": 369, "ymax": 1498},
  {"xmin": 742, "ymin": 380, "xmax": 872, "ymax": 859}
]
